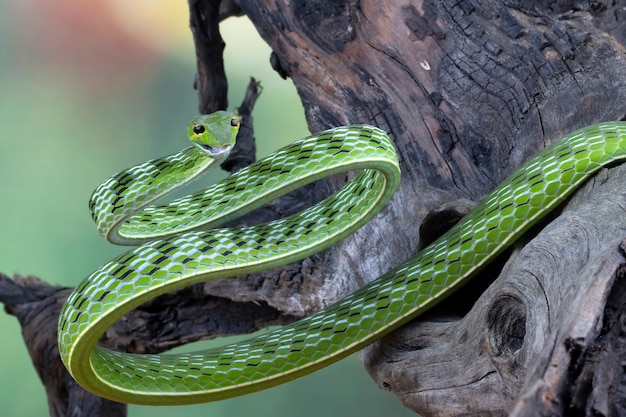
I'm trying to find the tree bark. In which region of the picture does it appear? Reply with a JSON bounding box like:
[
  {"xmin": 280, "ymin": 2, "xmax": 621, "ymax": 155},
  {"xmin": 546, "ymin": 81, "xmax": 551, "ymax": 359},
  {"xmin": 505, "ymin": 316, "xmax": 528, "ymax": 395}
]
[{"xmin": 1, "ymin": 0, "xmax": 625, "ymax": 416}]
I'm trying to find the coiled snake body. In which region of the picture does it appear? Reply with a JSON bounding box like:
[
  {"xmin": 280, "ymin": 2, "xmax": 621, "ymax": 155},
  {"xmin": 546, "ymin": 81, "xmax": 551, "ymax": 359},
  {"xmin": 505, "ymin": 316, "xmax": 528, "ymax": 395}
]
[{"xmin": 58, "ymin": 113, "xmax": 626, "ymax": 405}]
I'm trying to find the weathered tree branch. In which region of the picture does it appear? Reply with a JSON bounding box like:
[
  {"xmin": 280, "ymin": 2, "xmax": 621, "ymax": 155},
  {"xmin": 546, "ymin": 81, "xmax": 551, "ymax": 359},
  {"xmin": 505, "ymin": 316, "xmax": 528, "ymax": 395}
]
[
  {"xmin": 365, "ymin": 163, "xmax": 626, "ymax": 416},
  {"xmin": 2, "ymin": 0, "xmax": 626, "ymax": 416}
]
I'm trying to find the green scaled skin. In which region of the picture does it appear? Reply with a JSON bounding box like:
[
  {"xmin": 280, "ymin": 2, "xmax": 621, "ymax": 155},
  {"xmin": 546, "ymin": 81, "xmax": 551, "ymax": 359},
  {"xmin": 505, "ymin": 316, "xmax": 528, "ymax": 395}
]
[
  {"xmin": 58, "ymin": 118, "xmax": 626, "ymax": 406},
  {"xmin": 88, "ymin": 111, "xmax": 241, "ymax": 246}
]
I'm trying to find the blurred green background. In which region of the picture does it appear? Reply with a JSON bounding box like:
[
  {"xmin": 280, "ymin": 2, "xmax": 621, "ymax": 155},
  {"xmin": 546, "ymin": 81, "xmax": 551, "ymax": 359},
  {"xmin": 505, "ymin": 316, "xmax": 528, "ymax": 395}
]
[{"xmin": 0, "ymin": 1, "xmax": 416, "ymax": 416}]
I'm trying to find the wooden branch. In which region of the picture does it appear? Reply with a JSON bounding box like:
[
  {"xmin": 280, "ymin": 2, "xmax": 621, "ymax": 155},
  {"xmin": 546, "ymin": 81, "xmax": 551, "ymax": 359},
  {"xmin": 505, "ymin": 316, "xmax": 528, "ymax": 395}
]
[
  {"xmin": 188, "ymin": 0, "xmax": 228, "ymax": 113},
  {"xmin": 223, "ymin": 0, "xmax": 626, "ymax": 414},
  {"xmin": 364, "ymin": 163, "xmax": 626, "ymax": 416},
  {"xmin": 0, "ymin": 276, "xmax": 125, "ymax": 417},
  {"xmin": 2, "ymin": 0, "xmax": 626, "ymax": 416}
]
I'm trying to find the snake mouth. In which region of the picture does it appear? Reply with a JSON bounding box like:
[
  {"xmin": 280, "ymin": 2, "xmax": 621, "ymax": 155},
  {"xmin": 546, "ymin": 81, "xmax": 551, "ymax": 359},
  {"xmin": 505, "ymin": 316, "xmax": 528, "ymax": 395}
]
[{"xmin": 195, "ymin": 143, "xmax": 233, "ymax": 157}]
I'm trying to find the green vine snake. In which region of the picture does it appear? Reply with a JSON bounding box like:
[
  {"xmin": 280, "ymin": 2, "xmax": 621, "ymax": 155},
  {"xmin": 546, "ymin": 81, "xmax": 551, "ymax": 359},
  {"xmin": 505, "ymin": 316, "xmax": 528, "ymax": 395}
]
[{"xmin": 58, "ymin": 112, "xmax": 626, "ymax": 405}]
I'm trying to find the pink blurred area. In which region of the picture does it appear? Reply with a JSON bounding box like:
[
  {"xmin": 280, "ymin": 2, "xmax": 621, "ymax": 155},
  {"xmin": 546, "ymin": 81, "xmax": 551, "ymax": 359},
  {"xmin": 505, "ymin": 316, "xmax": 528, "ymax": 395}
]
[{"xmin": 6, "ymin": 0, "xmax": 164, "ymax": 94}]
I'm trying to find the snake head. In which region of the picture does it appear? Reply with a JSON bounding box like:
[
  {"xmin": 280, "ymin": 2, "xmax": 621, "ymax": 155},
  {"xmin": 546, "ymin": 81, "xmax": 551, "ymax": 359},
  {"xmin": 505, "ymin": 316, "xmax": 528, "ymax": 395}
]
[{"xmin": 188, "ymin": 111, "xmax": 240, "ymax": 158}]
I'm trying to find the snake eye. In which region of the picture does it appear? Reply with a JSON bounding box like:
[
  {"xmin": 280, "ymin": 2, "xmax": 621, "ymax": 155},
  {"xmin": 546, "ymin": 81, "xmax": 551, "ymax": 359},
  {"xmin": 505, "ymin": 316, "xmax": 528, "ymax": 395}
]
[
  {"xmin": 230, "ymin": 117, "xmax": 240, "ymax": 127},
  {"xmin": 193, "ymin": 124, "xmax": 205, "ymax": 135}
]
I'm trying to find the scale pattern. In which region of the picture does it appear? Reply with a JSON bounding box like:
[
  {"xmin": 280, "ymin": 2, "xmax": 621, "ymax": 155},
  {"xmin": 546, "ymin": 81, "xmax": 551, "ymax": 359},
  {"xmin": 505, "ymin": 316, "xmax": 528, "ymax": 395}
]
[
  {"xmin": 58, "ymin": 122, "xmax": 626, "ymax": 405},
  {"xmin": 58, "ymin": 124, "xmax": 400, "ymax": 403}
]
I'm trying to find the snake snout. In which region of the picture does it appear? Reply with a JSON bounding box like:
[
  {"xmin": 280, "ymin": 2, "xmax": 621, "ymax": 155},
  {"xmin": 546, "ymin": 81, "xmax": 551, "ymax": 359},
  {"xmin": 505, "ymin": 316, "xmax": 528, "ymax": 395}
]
[{"xmin": 196, "ymin": 143, "xmax": 233, "ymax": 157}]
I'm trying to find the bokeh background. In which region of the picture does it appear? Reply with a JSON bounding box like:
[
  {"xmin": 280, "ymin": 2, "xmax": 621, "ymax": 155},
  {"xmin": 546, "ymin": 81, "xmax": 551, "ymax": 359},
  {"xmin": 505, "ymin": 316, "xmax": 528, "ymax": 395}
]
[{"xmin": 0, "ymin": 1, "xmax": 416, "ymax": 416}]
